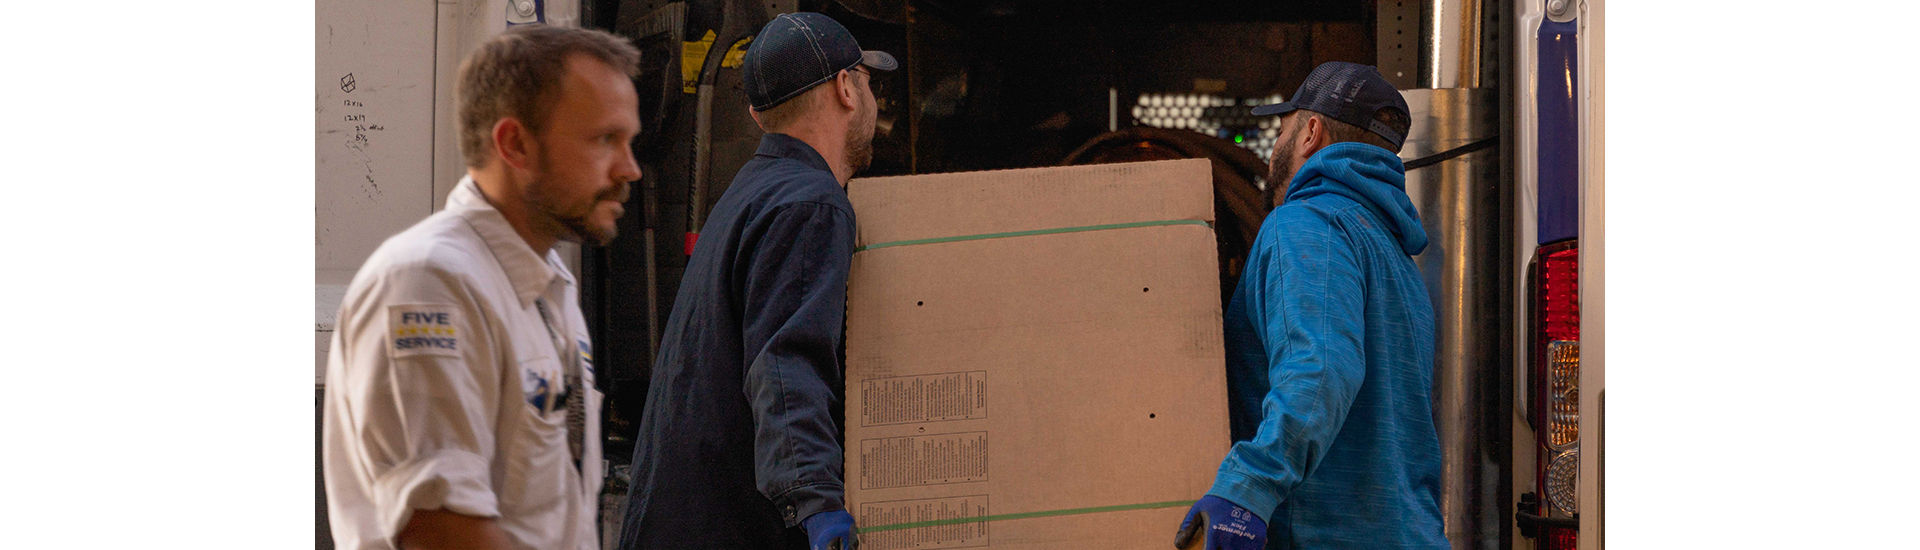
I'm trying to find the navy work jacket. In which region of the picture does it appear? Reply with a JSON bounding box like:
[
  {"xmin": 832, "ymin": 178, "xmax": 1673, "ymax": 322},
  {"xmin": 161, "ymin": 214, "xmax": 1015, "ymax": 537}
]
[{"xmin": 618, "ymin": 133, "xmax": 855, "ymax": 549}]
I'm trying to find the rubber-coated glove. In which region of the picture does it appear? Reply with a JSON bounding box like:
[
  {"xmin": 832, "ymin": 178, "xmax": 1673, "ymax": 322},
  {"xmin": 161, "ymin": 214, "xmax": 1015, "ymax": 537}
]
[
  {"xmin": 1172, "ymin": 495, "xmax": 1267, "ymax": 550},
  {"xmin": 801, "ymin": 509, "xmax": 858, "ymax": 550}
]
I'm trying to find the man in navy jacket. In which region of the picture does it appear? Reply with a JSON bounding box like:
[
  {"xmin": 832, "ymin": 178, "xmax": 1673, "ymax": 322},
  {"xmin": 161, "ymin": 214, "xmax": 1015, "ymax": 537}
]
[{"xmin": 618, "ymin": 12, "xmax": 894, "ymax": 550}]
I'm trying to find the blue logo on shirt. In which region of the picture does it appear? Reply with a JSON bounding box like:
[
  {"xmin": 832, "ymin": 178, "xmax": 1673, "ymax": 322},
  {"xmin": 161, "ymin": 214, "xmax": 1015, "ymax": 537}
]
[
  {"xmin": 578, "ymin": 339, "xmax": 595, "ymax": 379},
  {"xmin": 524, "ymin": 369, "xmax": 555, "ymax": 413}
]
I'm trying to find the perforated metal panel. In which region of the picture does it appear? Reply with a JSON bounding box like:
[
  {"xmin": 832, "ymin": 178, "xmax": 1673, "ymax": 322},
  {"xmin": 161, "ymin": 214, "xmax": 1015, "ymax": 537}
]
[
  {"xmin": 1132, "ymin": 93, "xmax": 1286, "ymax": 164},
  {"xmin": 1377, "ymin": 0, "xmax": 1421, "ymax": 88}
]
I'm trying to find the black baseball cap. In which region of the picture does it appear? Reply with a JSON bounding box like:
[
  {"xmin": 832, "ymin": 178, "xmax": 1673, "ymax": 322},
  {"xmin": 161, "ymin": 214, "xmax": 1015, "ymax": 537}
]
[
  {"xmin": 742, "ymin": 12, "xmax": 897, "ymax": 112},
  {"xmin": 1251, "ymin": 61, "xmax": 1411, "ymax": 148}
]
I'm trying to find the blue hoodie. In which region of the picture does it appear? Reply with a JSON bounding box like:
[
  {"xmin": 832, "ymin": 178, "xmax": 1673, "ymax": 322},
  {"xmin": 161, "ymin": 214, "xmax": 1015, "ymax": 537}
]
[{"xmin": 1208, "ymin": 142, "xmax": 1446, "ymax": 549}]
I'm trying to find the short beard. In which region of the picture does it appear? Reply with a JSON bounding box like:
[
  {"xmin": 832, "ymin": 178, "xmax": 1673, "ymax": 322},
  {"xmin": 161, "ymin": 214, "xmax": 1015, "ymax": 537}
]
[
  {"xmin": 525, "ymin": 150, "xmax": 623, "ymax": 247},
  {"xmin": 1264, "ymin": 138, "xmax": 1295, "ymax": 209},
  {"xmin": 555, "ymin": 204, "xmax": 617, "ymax": 246},
  {"xmin": 844, "ymin": 100, "xmax": 876, "ymax": 174},
  {"xmin": 845, "ymin": 136, "xmax": 872, "ymax": 174},
  {"xmin": 562, "ymin": 182, "xmax": 626, "ymax": 247}
]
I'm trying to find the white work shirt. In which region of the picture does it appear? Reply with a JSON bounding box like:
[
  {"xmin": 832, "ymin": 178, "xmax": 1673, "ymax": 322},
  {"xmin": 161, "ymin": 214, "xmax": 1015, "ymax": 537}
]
[{"xmin": 323, "ymin": 177, "xmax": 604, "ymax": 550}]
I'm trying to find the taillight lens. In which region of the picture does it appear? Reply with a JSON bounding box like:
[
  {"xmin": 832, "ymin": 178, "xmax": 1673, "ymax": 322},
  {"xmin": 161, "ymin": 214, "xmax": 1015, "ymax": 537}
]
[
  {"xmin": 1548, "ymin": 341, "xmax": 1580, "ymax": 448},
  {"xmin": 1530, "ymin": 239, "xmax": 1581, "ymax": 531},
  {"xmin": 1542, "ymin": 526, "xmax": 1578, "ymax": 550},
  {"xmin": 1538, "ymin": 242, "xmax": 1580, "ymax": 343},
  {"xmin": 1546, "ymin": 448, "xmax": 1581, "ymax": 515}
]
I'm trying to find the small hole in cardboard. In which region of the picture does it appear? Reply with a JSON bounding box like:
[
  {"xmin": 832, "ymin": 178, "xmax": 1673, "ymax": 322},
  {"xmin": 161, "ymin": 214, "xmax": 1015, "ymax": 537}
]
[
  {"xmin": 1142, "ymin": 287, "xmax": 1150, "ymax": 293},
  {"xmin": 916, "ymin": 301, "xmax": 924, "ymax": 306},
  {"xmin": 1149, "ymin": 413, "xmax": 1157, "ymax": 419}
]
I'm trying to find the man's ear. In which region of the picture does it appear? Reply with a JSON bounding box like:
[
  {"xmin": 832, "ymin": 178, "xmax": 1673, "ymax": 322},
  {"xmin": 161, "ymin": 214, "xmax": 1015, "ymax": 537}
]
[
  {"xmin": 1298, "ymin": 114, "xmax": 1328, "ymax": 158},
  {"xmin": 747, "ymin": 105, "xmax": 768, "ymax": 132},
  {"xmin": 834, "ymin": 70, "xmax": 859, "ymax": 110},
  {"xmin": 491, "ymin": 117, "xmax": 536, "ymax": 171}
]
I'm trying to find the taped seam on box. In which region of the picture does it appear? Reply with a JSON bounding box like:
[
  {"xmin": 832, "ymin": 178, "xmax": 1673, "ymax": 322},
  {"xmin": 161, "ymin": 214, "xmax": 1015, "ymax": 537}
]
[
  {"xmin": 856, "ymin": 499, "xmax": 1197, "ymax": 534},
  {"xmin": 855, "ymin": 219, "xmax": 1212, "ymax": 252}
]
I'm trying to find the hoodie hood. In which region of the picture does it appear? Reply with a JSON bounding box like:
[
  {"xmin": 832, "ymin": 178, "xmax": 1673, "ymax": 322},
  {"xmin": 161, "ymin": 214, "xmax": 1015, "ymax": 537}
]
[{"xmin": 1282, "ymin": 142, "xmax": 1428, "ymax": 255}]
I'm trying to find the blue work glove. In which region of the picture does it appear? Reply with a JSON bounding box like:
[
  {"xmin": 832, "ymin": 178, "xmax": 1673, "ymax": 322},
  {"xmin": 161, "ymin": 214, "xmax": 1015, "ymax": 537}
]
[
  {"xmin": 1173, "ymin": 495, "xmax": 1267, "ymax": 550},
  {"xmin": 801, "ymin": 509, "xmax": 859, "ymax": 550}
]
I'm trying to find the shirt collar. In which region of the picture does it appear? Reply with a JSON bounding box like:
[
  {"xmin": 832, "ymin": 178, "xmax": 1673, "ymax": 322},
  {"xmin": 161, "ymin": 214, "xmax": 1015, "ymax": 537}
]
[
  {"xmin": 447, "ymin": 176, "xmax": 571, "ymax": 307},
  {"xmin": 755, "ymin": 133, "xmax": 834, "ymax": 173}
]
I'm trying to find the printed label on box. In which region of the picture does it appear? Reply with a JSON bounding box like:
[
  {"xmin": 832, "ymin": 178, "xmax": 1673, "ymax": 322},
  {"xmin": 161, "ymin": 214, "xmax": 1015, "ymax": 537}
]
[
  {"xmin": 858, "ymin": 495, "xmax": 990, "ymax": 550},
  {"xmin": 862, "ymin": 371, "xmax": 988, "ymax": 426},
  {"xmin": 860, "ymin": 431, "xmax": 989, "ymax": 490}
]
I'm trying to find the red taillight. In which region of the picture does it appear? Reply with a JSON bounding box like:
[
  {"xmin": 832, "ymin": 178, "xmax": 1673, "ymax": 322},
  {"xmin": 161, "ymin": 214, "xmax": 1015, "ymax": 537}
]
[
  {"xmin": 1538, "ymin": 243, "xmax": 1580, "ymax": 345},
  {"xmin": 1529, "ymin": 239, "xmax": 1581, "ymax": 534},
  {"xmin": 1542, "ymin": 526, "xmax": 1578, "ymax": 550}
]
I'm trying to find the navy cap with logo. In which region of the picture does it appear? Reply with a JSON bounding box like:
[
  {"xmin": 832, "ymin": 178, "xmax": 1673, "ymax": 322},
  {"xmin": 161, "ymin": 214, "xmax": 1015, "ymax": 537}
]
[
  {"xmin": 1251, "ymin": 61, "xmax": 1411, "ymax": 148},
  {"xmin": 742, "ymin": 12, "xmax": 898, "ymax": 112}
]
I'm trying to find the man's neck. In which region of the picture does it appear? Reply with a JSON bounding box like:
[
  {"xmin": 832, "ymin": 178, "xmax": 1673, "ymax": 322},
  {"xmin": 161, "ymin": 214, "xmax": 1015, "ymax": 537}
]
[
  {"xmin": 470, "ymin": 170, "xmax": 557, "ymax": 256},
  {"xmin": 780, "ymin": 127, "xmax": 852, "ymax": 186}
]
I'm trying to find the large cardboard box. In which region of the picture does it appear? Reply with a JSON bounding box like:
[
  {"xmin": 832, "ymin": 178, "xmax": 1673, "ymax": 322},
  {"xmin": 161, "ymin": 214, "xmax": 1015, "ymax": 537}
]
[{"xmin": 844, "ymin": 159, "xmax": 1231, "ymax": 549}]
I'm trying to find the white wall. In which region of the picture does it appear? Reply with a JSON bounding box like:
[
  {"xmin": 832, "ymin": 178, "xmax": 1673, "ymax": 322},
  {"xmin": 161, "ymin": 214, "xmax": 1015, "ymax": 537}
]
[
  {"xmin": 315, "ymin": 0, "xmax": 579, "ymax": 384},
  {"xmin": 316, "ymin": 0, "xmax": 437, "ymax": 287}
]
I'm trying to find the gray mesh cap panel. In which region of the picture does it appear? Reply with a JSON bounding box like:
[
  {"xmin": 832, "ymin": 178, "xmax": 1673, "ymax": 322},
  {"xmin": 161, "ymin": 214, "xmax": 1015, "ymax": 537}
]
[{"xmin": 1249, "ymin": 61, "xmax": 1410, "ymax": 148}]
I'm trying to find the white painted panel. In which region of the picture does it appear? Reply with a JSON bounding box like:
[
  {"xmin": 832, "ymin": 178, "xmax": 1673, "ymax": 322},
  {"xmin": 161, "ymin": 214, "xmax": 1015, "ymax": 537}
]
[
  {"xmin": 317, "ymin": 330, "xmax": 334, "ymax": 385},
  {"xmin": 316, "ymin": 0, "xmax": 439, "ymax": 285},
  {"xmin": 316, "ymin": 284, "xmax": 348, "ymax": 332},
  {"xmin": 317, "ymin": 1, "xmax": 585, "ymax": 382},
  {"xmin": 317, "ymin": 284, "xmax": 348, "ymax": 383}
]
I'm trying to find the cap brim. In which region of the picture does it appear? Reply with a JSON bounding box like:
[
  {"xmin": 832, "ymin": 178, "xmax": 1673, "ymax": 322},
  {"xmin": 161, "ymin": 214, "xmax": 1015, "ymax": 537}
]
[
  {"xmin": 861, "ymin": 50, "xmax": 898, "ymax": 71},
  {"xmin": 1250, "ymin": 102, "xmax": 1298, "ymax": 116}
]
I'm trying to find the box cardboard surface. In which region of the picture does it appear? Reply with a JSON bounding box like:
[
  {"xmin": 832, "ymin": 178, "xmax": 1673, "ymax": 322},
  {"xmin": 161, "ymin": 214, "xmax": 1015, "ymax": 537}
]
[{"xmin": 844, "ymin": 159, "xmax": 1230, "ymax": 549}]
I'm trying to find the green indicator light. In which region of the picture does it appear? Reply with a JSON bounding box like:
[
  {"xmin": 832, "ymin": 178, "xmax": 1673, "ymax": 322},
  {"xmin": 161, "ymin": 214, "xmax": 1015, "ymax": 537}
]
[{"xmin": 1234, "ymin": 135, "xmax": 1245, "ymax": 144}]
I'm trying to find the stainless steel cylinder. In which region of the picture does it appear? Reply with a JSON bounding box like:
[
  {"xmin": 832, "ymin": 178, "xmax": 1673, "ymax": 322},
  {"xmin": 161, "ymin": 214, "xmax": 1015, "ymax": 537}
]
[
  {"xmin": 1422, "ymin": 0, "xmax": 1485, "ymax": 88},
  {"xmin": 1400, "ymin": 87, "xmax": 1509, "ymax": 550}
]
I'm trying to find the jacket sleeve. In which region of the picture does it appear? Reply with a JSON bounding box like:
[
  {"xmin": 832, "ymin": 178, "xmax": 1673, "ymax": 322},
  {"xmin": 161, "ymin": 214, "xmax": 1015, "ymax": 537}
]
[
  {"xmin": 739, "ymin": 201, "xmax": 855, "ymax": 527},
  {"xmin": 332, "ymin": 260, "xmax": 503, "ymax": 541},
  {"xmin": 1206, "ymin": 208, "xmax": 1368, "ymax": 521}
]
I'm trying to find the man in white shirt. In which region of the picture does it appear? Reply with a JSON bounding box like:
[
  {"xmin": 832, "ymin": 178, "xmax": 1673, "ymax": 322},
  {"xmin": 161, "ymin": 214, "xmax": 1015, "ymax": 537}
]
[{"xmin": 322, "ymin": 25, "xmax": 641, "ymax": 550}]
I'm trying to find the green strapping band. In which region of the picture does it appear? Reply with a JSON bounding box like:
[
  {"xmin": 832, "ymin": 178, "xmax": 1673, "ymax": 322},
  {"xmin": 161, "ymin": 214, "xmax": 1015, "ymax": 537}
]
[
  {"xmin": 855, "ymin": 219, "xmax": 1211, "ymax": 252},
  {"xmin": 857, "ymin": 499, "xmax": 1197, "ymax": 534}
]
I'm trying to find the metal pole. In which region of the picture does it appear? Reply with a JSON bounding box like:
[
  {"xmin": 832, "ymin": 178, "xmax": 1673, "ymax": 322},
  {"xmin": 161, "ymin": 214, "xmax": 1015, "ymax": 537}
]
[
  {"xmin": 689, "ymin": 83, "xmax": 713, "ymax": 255},
  {"xmin": 1402, "ymin": 87, "xmax": 1508, "ymax": 550},
  {"xmin": 1423, "ymin": 0, "xmax": 1484, "ymax": 89},
  {"xmin": 1109, "ymin": 87, "xmax": 1118, "ymax": 132}
]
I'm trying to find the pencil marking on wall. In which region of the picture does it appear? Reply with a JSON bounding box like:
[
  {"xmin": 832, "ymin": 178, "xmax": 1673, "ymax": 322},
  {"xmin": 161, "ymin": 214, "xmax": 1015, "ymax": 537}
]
[{"xmin": 339, "ymin": 96, "xmax": 385, "ymax": 199}]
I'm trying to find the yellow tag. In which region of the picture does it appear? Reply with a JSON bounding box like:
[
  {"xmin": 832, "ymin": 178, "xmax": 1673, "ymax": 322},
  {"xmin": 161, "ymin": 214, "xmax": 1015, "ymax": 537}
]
[
  {"xmin": 720, "ymin": 37, "xmax": 753, "ymax": 68},
  {"xmin": 681, "ymin": 30, "xmax": 716, "ymax": 93}
]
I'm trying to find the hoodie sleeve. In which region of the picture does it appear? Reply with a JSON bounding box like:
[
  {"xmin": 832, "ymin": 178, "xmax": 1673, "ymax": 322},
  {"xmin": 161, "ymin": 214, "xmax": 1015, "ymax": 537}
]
[
  {"xmin": 1207, "ymin": 206, "xmax": 1369, "ymax": 521},
  {"xmin": 739, "ymin": 201, "xmax": 855, "ymax": 527}
]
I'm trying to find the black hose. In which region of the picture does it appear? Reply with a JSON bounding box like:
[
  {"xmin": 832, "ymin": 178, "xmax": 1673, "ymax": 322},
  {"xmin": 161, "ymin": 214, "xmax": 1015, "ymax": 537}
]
[{"xmin": 1403, "ymin": 136, "xmax": 1498, "ymax": 171}]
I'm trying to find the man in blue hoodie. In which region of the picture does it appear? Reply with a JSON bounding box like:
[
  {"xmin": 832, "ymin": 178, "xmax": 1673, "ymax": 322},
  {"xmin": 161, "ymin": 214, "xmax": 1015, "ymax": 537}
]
[{"xmin": 1173, "ymin": 62, "xmax": 1446, "ymax": 549}]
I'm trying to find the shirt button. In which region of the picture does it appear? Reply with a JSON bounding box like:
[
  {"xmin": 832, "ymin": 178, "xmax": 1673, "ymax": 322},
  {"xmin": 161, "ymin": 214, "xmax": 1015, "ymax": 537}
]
[{"xmin": 785, "ymin": 505, "xmax": 796, "ymax": 520}]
